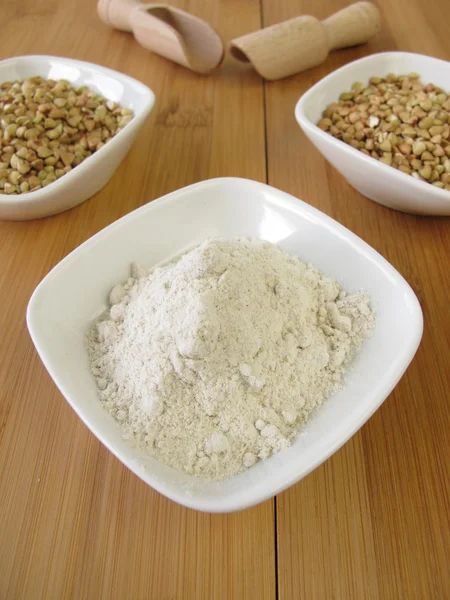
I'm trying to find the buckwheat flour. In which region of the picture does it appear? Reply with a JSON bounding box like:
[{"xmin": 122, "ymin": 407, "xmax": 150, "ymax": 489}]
[{"xmin": 86, "ymin": 238, "xmax": 374, "ymax": 481}]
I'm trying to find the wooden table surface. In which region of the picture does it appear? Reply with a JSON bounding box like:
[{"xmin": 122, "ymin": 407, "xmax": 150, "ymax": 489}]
[{"xmin": 1, "ymin": 0, "xmax": 449, "ymax": 598}]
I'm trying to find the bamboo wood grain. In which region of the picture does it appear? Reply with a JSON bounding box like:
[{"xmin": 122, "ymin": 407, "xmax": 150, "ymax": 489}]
[
  {"xmin": 262, "ymin": 0, "xmax": 450, "ymax": 597},
  {"xmin": 0, "ymin": 1, "xmax": 275, "ymax": 599}
]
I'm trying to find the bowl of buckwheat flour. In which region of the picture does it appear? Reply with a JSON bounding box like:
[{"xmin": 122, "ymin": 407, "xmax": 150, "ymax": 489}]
[{"xmin": 27, "ymin": 178, "xmax": 423, "ymax": 512}]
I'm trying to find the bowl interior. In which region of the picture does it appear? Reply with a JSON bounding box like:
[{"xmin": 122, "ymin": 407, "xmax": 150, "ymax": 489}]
[
  {"xmin": 27, "ymin": 178, "xmax": 422, "ymax": 512},
  {"xmin": 299, "ymin": 52, "xmax": 450, "ymax": 125},
  {"xmin": 0, "ymin": 55, "xmax": 152, "ymax": 115}
]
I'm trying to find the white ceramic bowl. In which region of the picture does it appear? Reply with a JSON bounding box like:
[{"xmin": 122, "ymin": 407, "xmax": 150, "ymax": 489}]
[
  {"xmin": 295, "ymin": 52, "xmax": 450, "ymax": 215},
  {"xmin": 0, "ymin": 55, "xmax": 155, "ymax": 220},
  {"xmin": 27, "ymin": 178, "xmax": 423, "ymax": 512}
]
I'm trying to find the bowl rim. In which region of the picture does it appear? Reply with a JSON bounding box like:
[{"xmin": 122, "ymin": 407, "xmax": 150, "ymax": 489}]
[
  {"xmin": 0, "ymin": 54, "xmax": 155, "ymax": 207},
  {"xmin": 295, "ymin": 51, "xmax": 450, "ymax": 207},
  {"xmin": 26, "ymin": 176, "xmax": 424, "ymax": 512}
]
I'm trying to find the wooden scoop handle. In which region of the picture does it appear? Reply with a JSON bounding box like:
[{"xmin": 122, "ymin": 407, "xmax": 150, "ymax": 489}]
[
  {"xmin": 323, "ymin": 1, "xmax": 381, "ymax": 51},
  {"xmin": 97, "ymin": 0, "xmax": 140, "ymax": 31}
]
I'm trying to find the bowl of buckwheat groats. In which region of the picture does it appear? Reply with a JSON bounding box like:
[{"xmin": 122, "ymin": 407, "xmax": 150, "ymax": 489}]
[
  {"xmin": 295, "ymin": 52, "xmax": 450, "ymax": 215},
  {"xmin": 0, "ymin": 55, "xmax": 155, "ymax": 220}
]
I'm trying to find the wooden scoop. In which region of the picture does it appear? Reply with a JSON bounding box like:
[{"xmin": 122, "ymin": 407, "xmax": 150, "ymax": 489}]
[
  {"xmin": 229, "ymin": 2, "xmax": 381, "ymax": 81},
  {"xmin": 98, "ymin": 0, "xmax": 224, "ymax": 74}
]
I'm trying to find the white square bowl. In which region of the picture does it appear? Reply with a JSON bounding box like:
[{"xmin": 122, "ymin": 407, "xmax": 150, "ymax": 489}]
[
  {"xmin": 0, "ymin": 55, "xmax": 155, "ymax": 220},
  {"xmin": 27, "ymin": 177, "xmax": 423, "ymax": 512},
  {"xmin": 295, "ymin": 52, "xmax": 450, "ymax": 215}
]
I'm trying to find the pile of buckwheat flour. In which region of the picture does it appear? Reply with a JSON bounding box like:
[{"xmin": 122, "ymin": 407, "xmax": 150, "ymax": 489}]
[{"xmin": 86, "ymin": 238, "xmax": 374, "ymax": 481}]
